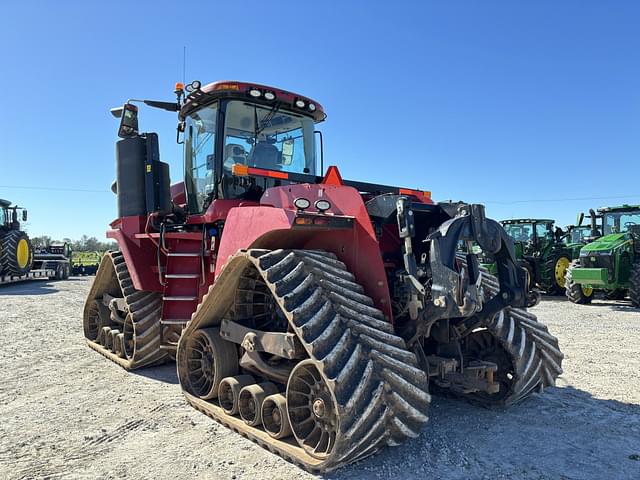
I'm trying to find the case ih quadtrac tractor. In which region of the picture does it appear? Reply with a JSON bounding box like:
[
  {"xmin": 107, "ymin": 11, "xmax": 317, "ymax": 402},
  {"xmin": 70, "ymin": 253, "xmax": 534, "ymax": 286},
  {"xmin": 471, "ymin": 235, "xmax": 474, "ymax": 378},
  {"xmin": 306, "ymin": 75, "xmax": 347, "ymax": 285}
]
[
  {"xmin": 565, "ymin": 205, "xmax": 640, "ymax": 306},
  {"xmin": 83, "ymin": 80, "xmax": 563, "ymax": 471}
]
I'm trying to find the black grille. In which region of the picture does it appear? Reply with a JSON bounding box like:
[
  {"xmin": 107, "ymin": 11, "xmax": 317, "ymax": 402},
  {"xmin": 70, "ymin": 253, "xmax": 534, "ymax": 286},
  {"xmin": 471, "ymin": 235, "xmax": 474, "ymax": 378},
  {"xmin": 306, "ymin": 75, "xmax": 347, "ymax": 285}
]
[{"xmin": 580, "ymin": 254, "xmax": 614, "ymax": 279}]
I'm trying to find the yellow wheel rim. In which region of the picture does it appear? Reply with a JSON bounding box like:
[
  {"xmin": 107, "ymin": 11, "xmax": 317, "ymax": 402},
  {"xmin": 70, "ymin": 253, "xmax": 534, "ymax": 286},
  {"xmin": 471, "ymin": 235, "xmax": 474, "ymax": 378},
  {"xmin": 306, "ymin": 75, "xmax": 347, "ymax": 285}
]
[
  {"xmin": 582, "ymin": 286, "xmax": 593, "ymax": 297},
  {"xmin": 554, "ymin": 257, "xmax": 570, "ymax": 288},
  {"xmin": 17, "ymin": 238, "xmax": 30, "ymax": 269}
]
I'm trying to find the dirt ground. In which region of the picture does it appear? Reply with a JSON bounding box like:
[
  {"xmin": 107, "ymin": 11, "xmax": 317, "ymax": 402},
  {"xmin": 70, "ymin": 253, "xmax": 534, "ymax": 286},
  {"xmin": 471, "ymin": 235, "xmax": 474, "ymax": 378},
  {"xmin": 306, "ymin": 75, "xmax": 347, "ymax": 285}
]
[{"xmin": 0, "ymin": 277, "xmax": 639, "ymax": 480}]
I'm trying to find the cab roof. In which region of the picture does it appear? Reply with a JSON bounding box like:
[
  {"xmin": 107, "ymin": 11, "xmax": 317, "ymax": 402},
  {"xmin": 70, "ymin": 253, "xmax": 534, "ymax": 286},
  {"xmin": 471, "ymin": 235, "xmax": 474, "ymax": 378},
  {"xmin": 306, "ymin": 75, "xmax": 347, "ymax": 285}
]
[
  {"xmin": 501, "ymin": 218, "xmax": 554, "ymax": 225},
  {"xmin": 180, "ymin": 80, "xmax": 326, "ymax": 122},
  {"xmin": 598, "ymin": 204, "xmax": 640, "ymax": 213}
]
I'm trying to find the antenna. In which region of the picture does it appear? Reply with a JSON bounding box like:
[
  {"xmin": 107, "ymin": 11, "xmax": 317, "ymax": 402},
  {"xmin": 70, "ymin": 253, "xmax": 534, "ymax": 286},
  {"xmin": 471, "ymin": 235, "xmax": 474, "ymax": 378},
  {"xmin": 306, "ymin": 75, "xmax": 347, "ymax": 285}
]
[{"xmin": 182, "ymin": 46, "xmax": 186, "ymax": 84}]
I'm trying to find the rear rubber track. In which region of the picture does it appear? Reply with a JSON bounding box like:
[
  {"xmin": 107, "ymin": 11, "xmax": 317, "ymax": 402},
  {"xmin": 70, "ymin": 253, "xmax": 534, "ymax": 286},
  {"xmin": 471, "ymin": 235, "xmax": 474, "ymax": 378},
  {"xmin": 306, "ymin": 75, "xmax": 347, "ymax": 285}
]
[
  {"xmin": 83, "ymin": 251, "xmax": 172, "ymax": 370},
  {"xmin": 180, "ymin": 249, "xmax": 431, "ymax": 472},
  {"xmin": 469, "ymin": 268, "xmax": 564, "ymax": 405}
]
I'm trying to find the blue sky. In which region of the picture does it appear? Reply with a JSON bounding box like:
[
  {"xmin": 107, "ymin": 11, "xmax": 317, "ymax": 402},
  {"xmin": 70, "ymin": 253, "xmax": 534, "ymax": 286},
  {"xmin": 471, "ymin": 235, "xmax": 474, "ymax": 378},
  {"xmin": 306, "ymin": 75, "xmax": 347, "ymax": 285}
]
[{"xmin": 1, "ymin": 1, "xmax": 638, "ymax": 240}]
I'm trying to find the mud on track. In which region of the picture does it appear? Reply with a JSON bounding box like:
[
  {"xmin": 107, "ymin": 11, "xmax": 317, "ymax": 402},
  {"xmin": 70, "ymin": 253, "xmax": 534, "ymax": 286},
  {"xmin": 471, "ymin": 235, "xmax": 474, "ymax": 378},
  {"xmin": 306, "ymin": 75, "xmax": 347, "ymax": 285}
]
[{"xmin": 0, "ymin": 278, "xmax": 639, "ymax": 479}]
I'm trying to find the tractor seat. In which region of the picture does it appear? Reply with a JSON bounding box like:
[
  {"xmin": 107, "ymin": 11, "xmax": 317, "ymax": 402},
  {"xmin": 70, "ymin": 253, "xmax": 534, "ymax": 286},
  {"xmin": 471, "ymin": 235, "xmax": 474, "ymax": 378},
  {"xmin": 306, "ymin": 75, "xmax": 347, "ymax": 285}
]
[
  {"xmin": 224, "ymin": 144, "xmax": 247, "ymax": 170},
  {"xmin": 250, "ymin": 142, "xmax": 281, "ymax": 170}
]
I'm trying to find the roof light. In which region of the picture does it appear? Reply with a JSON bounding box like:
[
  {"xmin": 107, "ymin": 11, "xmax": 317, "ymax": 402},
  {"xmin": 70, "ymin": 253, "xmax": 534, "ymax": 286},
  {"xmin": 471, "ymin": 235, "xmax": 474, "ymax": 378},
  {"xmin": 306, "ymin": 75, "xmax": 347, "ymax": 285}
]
[
  {"xmin": 295, "ymin": 99, "xmax": 306, "ymax": 108},
  {"xmin": 191, "ymin": 80, "xmax": 201, "ymax": 90},
  {"xmin": 315, "ymin": 200, "xmax": 331, "ymax": 212},
  {"xmin": 249, "ymin": 89, "xmax": 262, "ymax": 98},
  {"xmin": 264, "ymin": 91, "xmax": 276, "ymax": 101},
  {"xmin": 175, "ymin": 82, "xmax": 184, "ymax": 92},
  {"xmin": 294, "ymin": 197, "xmax": 311, "ymax": 210},
  {"xmin": 308, "ymin": 103, "xmax": 316, "ymax": 112}
]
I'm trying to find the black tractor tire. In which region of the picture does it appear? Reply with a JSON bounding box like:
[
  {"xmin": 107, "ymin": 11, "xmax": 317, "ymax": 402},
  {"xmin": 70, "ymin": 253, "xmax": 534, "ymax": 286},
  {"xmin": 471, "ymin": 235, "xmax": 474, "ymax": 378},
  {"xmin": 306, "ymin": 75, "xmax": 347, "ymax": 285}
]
[
  {"xmin": 54, "ymin": 264, "xmax": 64, "ymax": 281},
  {"xmin": 545, "ymin": 253, "xmax": 572, "ymax": 295},
  {"xmin": 565, "ymin": 260, "xmax": 594, "ymax": 304},
  {"xmin": 0, "ymin": 230, "xmax": 33, "ymax": 276},
  {"xmin": 629, "ymin": 261, "xmax": 640, "ymax": 308}
]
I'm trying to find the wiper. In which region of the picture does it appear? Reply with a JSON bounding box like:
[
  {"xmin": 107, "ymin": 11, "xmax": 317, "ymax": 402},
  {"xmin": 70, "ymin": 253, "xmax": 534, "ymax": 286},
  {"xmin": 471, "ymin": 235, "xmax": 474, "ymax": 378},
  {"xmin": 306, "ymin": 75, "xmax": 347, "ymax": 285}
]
[{"xmin": 253, "ymin": 103, "xmax": 281, "ymax": 142}]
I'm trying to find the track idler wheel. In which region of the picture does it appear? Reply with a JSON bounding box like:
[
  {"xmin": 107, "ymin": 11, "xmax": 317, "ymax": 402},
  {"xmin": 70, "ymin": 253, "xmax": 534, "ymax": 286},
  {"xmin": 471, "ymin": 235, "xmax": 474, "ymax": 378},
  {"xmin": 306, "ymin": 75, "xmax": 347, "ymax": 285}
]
[
  {"xmin": 262, "ymin": 394, "xmax": 292, "ymax": 439},
  {"xmin": 180, "ymin": 328, "xmax": 239, "ymax": 400},
  {"xmin": 238, "ymin": 382, "xmax": 279, "ymax": 426},
  {"xmin": 84, "ymin": 300, "xmax": 103, "ymax": 341},
  {"xmin": 287, "ymin": 360, "xmax": 339, "ymax": 460},
  {"xmin": 218, "ymin": 375, "xmax": 255, "ymax": 415}
]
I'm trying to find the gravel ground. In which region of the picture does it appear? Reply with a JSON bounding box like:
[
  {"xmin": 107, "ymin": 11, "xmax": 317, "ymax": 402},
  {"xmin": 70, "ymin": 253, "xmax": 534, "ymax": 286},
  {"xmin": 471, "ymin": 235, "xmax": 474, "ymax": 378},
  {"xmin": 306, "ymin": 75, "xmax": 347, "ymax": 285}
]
[{"xmin": 0, "ymin": 277, "xmax": 639, "ymax": 480}]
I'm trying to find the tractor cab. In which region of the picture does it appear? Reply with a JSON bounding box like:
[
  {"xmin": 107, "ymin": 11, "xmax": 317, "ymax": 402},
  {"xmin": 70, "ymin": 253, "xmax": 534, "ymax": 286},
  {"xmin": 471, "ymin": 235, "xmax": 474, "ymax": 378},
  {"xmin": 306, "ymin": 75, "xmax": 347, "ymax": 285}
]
[
  {"xmin": 567, "ymin": 225, "xmax": 592, "ymax": 244},
  {"xmin": 178, "ymin": 81, "xmax": 325, "ymax": 214},
  {"xmin": 502, "ymin": 219, "xmax": 555, "ymax": 255},
  {"xmin": 0, "ymin": 199, "xmax": 28, "ymax": 231},
  {"xmin": 600, "ymin": 205, "xmax": 640, "ymax": 236}
]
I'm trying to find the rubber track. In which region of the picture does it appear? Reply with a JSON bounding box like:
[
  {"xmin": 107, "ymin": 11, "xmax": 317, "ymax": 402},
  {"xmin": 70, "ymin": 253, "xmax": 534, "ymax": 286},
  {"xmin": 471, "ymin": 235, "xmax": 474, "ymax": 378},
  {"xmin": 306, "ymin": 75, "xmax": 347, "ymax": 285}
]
[
  {"xmin": 180, "ymin": 249, "xmax": 431, "ymax": 472},
  {"xmin": 629, "ymin": 260, "xmax": 640, "ymax": 308},
  {"xmin": 473, "ymin": 268, "xmax": 564, "ymax": 405},
  {"xmin": 564, "ymin": 260, "xmax": 593, "ymax": 304},
  {"xmin": 83, "ymin": 251, "xmax": 168, "ymax": 370}
]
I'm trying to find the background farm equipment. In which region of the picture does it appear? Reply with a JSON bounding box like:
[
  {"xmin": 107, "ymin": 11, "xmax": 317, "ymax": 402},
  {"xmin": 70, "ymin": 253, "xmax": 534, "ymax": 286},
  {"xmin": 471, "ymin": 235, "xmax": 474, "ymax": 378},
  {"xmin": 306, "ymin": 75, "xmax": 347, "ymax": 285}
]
[
  {"xmin": 32, "ymin": 242, "xmax": 72, "ymax": 280},
  {"xmin": 72, "ymin": 251, "xmax": 102, "ymax": 275},
  {"xmin": 565, "ymin": 205, "xmax": 640, "ymax": 306},
  {"xmin": 0, "ymin": 199, "xmax": 32, "ymax": 276},
  {"xmin": 480, "ymin": 219, "xmax": 580, "ymax": 294},
  {"xmin": 83, "ymin": 80, "xmax": 563, "ymax": 471}
]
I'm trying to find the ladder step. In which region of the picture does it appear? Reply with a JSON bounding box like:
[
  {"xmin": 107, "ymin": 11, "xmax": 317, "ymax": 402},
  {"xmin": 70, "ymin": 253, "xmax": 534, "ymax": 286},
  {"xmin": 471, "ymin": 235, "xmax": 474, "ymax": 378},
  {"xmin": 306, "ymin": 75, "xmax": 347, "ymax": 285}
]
[
  {"xmin": 165, "ymin": 273, "xmax": 200, "ymax": 279},
  {"xmin": 163, "ymin": 296, "xmax": 198, "ymax": 301},
  {"xmin": 161, "ymin": 318, "xmax": 191, "ymax": 325},
  {"xmin": 167, "ymin": 252, "xmax": 201, "ymax": 257},
  {"xmin": 160, "ymin": 343, "xmax": 178, "ymax": 350}
]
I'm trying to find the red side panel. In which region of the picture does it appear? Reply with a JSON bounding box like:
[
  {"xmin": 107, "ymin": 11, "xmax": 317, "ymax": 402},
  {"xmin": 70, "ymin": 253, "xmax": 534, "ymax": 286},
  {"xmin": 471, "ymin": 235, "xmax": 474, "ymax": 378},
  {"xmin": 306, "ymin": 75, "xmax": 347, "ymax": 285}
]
[
  {"xmin": 216, "ymin": 183, "xmax": 393, "ymax": 320},
  {"xmin": 107, "ymin": 216, "xmax": 163, "ymax": 292}
]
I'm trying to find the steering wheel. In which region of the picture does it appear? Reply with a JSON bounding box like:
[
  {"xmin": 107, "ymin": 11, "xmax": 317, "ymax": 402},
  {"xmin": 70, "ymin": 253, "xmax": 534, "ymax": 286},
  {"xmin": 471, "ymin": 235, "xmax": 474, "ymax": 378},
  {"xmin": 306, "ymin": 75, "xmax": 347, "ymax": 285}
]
[{"xmin": 624, "ymin": 221, "xmax": 637, "ymax": 229}]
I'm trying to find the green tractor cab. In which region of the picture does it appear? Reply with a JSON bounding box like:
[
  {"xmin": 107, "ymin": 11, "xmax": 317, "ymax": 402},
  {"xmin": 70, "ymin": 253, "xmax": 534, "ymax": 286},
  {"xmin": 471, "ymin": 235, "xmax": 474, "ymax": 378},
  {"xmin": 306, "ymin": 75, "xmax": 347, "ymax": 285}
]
[
  {"xmin": 481, "ymin": 218, "xmax": 582, "ymax": 294},
  {"xmin": 565, "ymin": 205, "xmax": 640, "ymax": 306},
  {"xmin": 0, "ymin": 199, "xmax": 33, "ymax": 276}
]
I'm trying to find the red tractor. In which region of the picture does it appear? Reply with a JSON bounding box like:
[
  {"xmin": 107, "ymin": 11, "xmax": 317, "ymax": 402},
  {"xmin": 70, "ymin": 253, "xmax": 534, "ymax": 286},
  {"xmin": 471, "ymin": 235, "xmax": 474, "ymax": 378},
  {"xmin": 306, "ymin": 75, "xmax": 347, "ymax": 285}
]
[{"xmin": 83, "ymin": 80, "xmax": 563, "ymax": 472}]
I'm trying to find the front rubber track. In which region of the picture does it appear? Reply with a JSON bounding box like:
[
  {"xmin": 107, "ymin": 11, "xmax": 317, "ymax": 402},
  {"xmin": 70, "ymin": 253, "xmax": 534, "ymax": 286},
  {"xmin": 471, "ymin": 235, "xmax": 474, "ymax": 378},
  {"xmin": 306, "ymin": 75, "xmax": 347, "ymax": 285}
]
[
  {"xmin": 179, "ymin": 249, "xmax": 431, "ymax": 472},
  {"xmin": 82, "ymin": 251, "xmax": 170, "ymax": 370}
]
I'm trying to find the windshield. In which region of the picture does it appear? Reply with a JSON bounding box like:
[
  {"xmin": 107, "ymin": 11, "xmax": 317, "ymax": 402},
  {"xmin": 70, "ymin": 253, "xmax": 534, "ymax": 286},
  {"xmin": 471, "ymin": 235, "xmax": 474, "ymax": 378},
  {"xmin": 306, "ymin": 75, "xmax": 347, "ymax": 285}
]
[
  {"xmin": 223, "ymin": 101, "xmax": 316, "ymax": 175},
  {"xmin": 603, "ymin": 210, "xmax": 640, "ymax": 235},
  {"xmin": 570, "ymin": 227, "xmax": 591, "ymax": 243},
  {"xmin": 504, "ymin": 223, "xmax": 534, "ymax": 243},
  {"xmin": 185, "ymin": 103, "xmax": 218, "ymax": 213}
]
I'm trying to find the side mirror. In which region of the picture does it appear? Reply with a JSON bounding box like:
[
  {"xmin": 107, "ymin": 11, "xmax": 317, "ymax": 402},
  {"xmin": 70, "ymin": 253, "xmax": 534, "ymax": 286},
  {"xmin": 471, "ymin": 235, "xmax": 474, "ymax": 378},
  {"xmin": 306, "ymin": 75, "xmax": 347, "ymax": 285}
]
[
  {"xmin": 576, "ymin": 212, "xmax": 584, "ymax": 226},
  {"xmin": 116, "ymin": 103, "xmax": 139, "ymax": 138},
  {"xmin": 22, "ymin": 210, "xmax": 27, "ymax": 222}
]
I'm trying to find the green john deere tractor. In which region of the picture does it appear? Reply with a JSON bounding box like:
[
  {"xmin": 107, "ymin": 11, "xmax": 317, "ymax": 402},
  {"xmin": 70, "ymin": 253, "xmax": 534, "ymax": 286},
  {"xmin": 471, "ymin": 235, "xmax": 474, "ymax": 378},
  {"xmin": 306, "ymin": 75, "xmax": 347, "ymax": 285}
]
[
  {"xmin": 565, "ymin": 205, "xmax": 640, "ymax": 306},
  {"xmin": 481, "ymin": 219, "xmax": 582, "ymax": 294},
  {"xmin": 0, "ymin": 199, "xmax": 33, "ymax": 276}
]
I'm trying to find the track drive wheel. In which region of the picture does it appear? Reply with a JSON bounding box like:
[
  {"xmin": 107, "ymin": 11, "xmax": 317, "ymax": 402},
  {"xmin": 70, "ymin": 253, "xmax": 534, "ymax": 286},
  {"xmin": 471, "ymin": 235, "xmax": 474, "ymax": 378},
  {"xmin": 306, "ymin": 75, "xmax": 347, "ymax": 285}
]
[
  {"xmin": 565, "ymin": 260, "xmax": 594, "ymax": 304},
  {"xmin": 629, "ymin": 260, "xmax": 640, "ymax": 308},
  {"xmin": 287, "ymin": 360, "xmax": 339, "ymax": 459},
  {"xmin": 0, "ymin": 230, "xmax": 32, "ymax": 276}
]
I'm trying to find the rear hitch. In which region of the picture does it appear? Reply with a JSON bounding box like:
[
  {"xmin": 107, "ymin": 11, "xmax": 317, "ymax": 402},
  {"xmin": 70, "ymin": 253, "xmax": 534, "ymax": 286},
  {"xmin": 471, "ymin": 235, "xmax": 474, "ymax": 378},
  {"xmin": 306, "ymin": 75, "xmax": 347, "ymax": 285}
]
[{"xmin": 404, "ymin": 201, "xmax": 536, "ymax": 335}]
